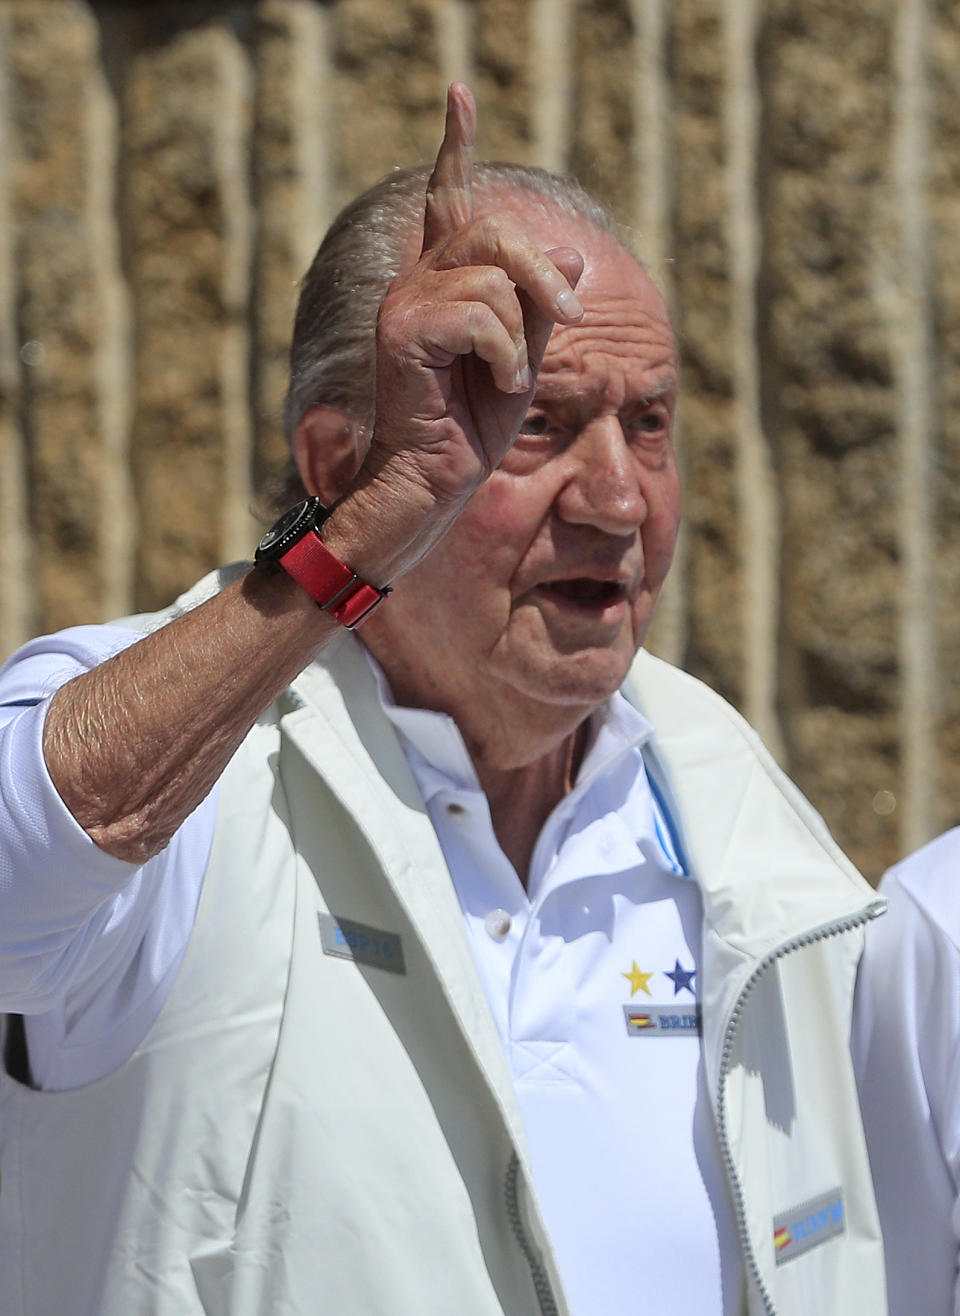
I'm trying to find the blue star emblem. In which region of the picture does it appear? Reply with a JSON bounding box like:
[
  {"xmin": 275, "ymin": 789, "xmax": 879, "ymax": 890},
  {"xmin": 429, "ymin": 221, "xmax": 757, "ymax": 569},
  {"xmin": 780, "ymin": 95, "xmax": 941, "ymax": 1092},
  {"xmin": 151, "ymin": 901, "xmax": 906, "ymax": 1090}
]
[{"xmin": 665, "ymin": 959, "xmax": 696, "ymax": 996}]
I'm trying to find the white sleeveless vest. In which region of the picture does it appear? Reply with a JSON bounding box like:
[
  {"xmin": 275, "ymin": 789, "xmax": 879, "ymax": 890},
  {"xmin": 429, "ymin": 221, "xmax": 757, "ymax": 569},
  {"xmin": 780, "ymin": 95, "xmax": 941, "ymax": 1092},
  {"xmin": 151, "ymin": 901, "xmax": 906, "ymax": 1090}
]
[{"xmin": 0, "ymin": 635, "xmax": 887, "ymax": 1315}]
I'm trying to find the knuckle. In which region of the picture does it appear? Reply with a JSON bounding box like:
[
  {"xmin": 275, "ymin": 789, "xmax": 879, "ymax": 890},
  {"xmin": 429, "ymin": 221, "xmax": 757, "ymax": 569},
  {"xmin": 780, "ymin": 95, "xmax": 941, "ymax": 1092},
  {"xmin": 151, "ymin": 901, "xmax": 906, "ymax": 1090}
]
[
  {"xmin": 476, "ymin": 265, "xmax": 512, "ymax": 299},
  {"xmin": 473, "ymin": 212, "xmax": 500, "ymax": 240},
  {"xmin": 376, "ymin": 302, "xmax": 416, "ymax": 349},
  {"xmin": 465, "ymin": 301, "xmax": 499, "ymax": 337},
  {"xmin": 449, "ymin": 213, "xmax": 505, "ymax": 254}
]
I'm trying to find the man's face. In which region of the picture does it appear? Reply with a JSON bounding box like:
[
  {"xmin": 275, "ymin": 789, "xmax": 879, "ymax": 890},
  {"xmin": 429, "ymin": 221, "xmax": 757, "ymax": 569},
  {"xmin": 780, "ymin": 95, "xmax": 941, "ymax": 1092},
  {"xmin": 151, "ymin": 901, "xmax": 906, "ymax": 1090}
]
[{"xmin": 362, "ymin": 204, "xmax": 681, "ymax": 733}]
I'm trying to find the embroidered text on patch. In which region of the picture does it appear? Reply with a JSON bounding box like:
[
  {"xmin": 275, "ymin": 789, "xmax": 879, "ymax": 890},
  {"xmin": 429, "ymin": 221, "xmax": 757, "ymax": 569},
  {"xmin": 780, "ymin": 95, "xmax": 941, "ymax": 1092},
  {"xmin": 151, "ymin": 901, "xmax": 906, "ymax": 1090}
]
[
  {"xmin": 319, "ymin": 913, "xmax": 406, "ymax": 975},
  {"xmin": 773, "ymin": 1189, "xmax": 844, "ymax": 1265},
  {"xmin": 623, "ymin": 1004, "xmax": 701, "ymax": 1037}
]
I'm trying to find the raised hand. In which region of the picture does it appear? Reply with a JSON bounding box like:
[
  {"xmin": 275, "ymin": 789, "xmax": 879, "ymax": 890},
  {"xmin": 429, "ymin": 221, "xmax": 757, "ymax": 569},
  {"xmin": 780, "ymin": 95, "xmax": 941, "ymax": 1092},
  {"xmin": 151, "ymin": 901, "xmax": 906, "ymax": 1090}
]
[{"xmin": 368, "ymin": 83, "xmax": 584, "ymax": 507}]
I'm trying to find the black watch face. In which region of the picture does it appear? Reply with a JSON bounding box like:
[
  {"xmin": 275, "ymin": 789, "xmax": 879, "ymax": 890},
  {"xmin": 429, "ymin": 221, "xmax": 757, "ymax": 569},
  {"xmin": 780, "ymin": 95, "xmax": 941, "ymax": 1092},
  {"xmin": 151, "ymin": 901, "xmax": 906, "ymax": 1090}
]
[{"xmin": 255, "ymin": 498, "xmax": 321, "ymax": 561}]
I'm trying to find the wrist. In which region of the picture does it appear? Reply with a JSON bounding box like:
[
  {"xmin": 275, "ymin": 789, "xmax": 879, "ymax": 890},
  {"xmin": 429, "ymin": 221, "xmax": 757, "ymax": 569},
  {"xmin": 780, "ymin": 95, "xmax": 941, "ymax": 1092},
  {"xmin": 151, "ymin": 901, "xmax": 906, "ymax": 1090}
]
[
  {"xmin": 254, "ymin": 497, "xmax": 391, "ymax": 629},
  {"xmin": 321, "ymin": 456, "xmax": 468, "ymax": 586}
]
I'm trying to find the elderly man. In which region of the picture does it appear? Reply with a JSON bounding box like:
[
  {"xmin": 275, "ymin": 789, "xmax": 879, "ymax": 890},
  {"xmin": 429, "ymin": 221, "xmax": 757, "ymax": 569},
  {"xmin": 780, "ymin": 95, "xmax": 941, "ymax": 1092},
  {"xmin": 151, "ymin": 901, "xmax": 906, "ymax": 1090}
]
[{"xmin": 0, "ymin": 86, "xmax": 885, "ymax": 1315}]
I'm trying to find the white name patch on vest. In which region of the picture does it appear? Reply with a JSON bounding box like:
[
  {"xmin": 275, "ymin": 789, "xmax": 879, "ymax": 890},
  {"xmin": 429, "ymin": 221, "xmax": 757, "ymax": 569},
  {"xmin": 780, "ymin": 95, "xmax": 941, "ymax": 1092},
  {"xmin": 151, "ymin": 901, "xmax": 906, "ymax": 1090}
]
[
  {"xmin": 319, "ymin": 913, "xmax": 406, "ymax": 975},
  {"xmin": 622, "ymin": 1004, "xmax": 701, "ymax": 1037},
  {"xmin": 773, "ymin": 1188, "xmax": 845, "ymax": 1265}
]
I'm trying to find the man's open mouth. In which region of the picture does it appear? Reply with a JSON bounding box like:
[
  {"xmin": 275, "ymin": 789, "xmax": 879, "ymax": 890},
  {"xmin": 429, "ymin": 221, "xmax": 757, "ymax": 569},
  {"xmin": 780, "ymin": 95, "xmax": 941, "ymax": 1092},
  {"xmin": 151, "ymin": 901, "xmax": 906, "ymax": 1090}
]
[{"xmin": 538, "ymin": 578, "xmax": 628, "ymax": 609}]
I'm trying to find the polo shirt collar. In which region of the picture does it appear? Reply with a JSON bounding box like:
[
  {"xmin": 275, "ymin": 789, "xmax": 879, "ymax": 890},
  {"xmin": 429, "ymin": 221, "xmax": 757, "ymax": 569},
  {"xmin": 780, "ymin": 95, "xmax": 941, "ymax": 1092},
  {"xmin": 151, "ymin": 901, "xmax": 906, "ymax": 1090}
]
[{"xmin": 364, "ymin": 651, "xmax": 655, "ymax": 811}]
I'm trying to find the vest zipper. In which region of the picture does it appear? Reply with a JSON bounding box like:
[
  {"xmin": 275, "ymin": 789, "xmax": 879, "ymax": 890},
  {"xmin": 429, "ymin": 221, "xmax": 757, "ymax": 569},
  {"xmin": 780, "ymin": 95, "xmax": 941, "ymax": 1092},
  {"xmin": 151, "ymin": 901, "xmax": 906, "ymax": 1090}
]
[
  {"xmin": 714, "ymin": 902, "xmax": 885, "ymax": 1316},
  {"xmin": 504, "ymin": 1152, "xmax": 561, "ymax": 1316}
]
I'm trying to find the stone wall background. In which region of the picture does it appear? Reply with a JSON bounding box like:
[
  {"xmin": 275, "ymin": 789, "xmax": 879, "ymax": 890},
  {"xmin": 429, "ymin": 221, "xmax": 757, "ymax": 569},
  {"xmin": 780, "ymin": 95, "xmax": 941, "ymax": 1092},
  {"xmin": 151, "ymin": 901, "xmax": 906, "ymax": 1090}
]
[{"xmin": 1, "ymin": 0, "xmax": 957, "ymax": 881}]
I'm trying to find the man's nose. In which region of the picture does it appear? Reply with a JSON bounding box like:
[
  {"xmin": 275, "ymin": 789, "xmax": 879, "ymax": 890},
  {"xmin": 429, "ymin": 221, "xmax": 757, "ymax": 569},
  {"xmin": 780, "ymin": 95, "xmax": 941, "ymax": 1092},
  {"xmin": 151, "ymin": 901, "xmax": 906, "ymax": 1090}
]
[{"xmin": 553, "ymin": 417, "xmax": 647, "ymax": 535}]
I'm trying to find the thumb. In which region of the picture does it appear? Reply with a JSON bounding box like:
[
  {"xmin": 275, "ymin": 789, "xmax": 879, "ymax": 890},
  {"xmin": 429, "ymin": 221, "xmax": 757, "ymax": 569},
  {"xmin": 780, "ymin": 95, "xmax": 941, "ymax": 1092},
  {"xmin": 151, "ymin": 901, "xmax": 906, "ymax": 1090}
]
[{"xmin": 546, "ymin": 245, "xmax": 585, "ymax": 295}]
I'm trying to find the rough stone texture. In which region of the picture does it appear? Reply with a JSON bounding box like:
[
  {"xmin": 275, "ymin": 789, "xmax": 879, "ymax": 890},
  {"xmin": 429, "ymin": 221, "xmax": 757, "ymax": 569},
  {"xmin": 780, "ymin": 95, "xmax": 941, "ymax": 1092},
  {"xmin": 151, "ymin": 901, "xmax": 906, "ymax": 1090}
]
[
  {"xmin": 759, "ymin": 0, "xmax": 900, "ymax": 874},
  {"xmin": 569, "ymin": 0, "xmax": 635, "ymax": 223},
  {"xmin": 3, "ymin": 0, "xmax": 959, "ymax": 880},
  {"xmin": 7, "ymin": 1, "xmax": 109, "ymax": 627},
  {"xmin": 794, "ymin": 709, "xmax": 902, "ymax": 876},
  {"xmin": 331, "ymin": 0, "xmax": 446, "ymax": 203},
  {"xmin": 472, "ymin": 0, "xmax": 535, "ymax": 160},
  {"xmin": 0, "ymin": 7, "xmax": 30, "ymax": 653},
  {"xmin": 122, "ymin": 14, "xmax": 252, "ymax": 610},
  {"xmin": 670, "ymin": 0, "xmax": 742, "ymax": 709},
  {"xmin": 250, "ymin": 0, "xmax": 318, "ymax": 505},
  {"xmin": 929, "ymin": 0, "xmax": 960, "ymax": 844}
]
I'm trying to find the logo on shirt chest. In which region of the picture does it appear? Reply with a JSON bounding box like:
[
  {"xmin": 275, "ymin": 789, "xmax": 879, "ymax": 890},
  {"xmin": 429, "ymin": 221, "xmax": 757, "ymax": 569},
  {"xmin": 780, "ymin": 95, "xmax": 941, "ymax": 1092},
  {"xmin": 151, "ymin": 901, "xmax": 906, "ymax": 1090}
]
[
  {"xmin": 623, "ymin": 1004, "xmax": 702, "ymax": 1037},
  {"xmin": 621, "ymin": 958, "xmax": 697, "ymax": 998},
  {"xmin": 620, "ymin": 958, "xmax": 699, "ymax": 1036}
]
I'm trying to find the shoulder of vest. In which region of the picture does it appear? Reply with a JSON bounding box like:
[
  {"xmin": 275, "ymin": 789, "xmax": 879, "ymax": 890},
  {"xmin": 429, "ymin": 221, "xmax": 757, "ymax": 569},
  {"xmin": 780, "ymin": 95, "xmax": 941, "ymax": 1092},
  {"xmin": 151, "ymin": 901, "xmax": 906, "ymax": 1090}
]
[{"xmin": 623, "ymin": 649, "xmax": 883, "ymax": 951}]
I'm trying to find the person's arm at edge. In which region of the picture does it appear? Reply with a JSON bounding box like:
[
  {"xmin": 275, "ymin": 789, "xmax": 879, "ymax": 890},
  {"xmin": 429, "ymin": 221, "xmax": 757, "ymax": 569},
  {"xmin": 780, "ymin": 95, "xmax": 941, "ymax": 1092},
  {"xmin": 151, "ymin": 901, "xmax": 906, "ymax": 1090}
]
[{"xmin": 852, "ymin": 852, "xmax": 960, "ymax": 1314}]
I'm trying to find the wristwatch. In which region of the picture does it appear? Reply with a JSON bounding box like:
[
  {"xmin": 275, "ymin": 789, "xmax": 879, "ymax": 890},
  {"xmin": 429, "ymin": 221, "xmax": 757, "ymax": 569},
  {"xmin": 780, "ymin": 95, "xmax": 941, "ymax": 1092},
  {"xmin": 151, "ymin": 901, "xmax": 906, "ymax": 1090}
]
[{"xmin": 254, "ymin": 497, "xmax": 390, "ymax": 628}]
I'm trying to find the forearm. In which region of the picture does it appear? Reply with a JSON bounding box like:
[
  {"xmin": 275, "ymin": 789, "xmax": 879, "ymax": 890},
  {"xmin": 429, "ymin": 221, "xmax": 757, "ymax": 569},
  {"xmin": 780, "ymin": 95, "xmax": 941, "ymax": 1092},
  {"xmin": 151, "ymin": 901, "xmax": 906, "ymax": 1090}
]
[
  {"xmin": 41, "ymin": 450, "xmax": 492, "ymax": 868},
  {"xmin": 43, "ymin": 565, "xmax": 336, "ymax": 864}
]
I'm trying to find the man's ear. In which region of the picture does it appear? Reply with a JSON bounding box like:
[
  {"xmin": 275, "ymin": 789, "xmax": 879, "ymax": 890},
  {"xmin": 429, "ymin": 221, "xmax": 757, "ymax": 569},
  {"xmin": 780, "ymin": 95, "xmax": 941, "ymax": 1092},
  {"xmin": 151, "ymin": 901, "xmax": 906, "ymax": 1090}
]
[{"xmin": 292, "ymin": 406, "xmax": 366, "ymax": 505}]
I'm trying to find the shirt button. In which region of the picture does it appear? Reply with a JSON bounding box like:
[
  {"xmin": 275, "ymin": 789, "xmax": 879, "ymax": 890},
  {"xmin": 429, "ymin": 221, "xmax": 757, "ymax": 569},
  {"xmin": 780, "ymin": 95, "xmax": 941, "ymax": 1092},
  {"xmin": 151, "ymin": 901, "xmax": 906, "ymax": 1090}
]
[
  {"xmin": 484, "ymin": 909, "xmax": 512, "ymax": 942},
  {"xmin": 446, "ymin": 803, "xmax": 466, "ymax": 816}
]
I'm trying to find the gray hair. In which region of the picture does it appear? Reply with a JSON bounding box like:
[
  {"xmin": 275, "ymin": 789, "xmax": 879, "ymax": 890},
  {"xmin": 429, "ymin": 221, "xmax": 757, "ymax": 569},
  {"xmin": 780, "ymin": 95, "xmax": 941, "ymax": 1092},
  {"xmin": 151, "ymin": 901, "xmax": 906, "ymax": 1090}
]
[{"xmin": 273, "ymin": 161, "xmax": 626, "ymax": 510}]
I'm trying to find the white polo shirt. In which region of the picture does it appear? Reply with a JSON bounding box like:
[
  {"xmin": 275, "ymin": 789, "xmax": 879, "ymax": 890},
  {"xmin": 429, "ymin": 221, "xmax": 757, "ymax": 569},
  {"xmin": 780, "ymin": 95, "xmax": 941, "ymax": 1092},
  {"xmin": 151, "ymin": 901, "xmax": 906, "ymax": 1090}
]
[{"xmin": 374, "ymin": 662, "xmax": 742, "ymax": 1316}]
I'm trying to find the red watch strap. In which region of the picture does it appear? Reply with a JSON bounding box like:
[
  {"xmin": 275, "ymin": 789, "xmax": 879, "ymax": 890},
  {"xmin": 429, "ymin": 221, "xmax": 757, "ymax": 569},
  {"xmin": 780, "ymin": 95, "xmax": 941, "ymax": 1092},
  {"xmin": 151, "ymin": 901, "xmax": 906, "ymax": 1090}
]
[{"xmin": 280, "ymin": 530, "xmax": 388, "ymax": 628}]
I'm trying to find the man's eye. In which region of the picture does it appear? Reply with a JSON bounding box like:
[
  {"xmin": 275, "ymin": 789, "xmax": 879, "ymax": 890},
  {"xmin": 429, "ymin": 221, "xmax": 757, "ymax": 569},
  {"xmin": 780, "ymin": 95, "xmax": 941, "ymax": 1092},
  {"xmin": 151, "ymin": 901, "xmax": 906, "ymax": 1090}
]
[
  {"xmin": 628, "ymin": 410, "xmax": 667, "ymax": 435},
  {"xmin": 519, "ymin": 412, "xmax": 552, "ymax": 437}
]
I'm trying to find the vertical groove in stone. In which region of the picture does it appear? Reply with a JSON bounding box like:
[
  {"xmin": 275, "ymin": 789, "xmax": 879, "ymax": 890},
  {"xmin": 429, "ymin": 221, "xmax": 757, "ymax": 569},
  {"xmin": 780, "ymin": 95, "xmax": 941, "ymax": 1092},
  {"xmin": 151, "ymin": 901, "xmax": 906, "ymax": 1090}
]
[
  {"xmin": 0, "ymin": 7, "xmax": 30, "ymax": 654},
  {"xmin": 628, "ymin": 0, "xmax": 671, "ymax": 279},
  {"xmin": 530, "ymin": 0, "xmax": 573, "ymax": 171},
  {"xmin": 251, "ymin": 1, "xmax": 334, "ymax": 506},
  {"xmin": 214, "ymin": 33, "xmax": 255, "ymax": 564},
  {"xmin": 760, "ymin": 2, "xmax": 899, "ymax": 875},
  {"xmin": 85, "ymin": 51, "xmax": 134, "ymax": 620},
  {"xmin": 723, "ymin": 0, "xmax": 783, "ymax": 757},
  {"xmin": 894, "ymin": 0, "xmax": 934, "ymax": 852},
  {"xmin": 927, "ymin": 1, "xmax": 960, "ymax": 842},
  {"xmin": 569, "ymin": 0, "xmax": 634, "ymax": 219},
  {"xmin": 125, "ymin": 22, "xmax": 251, "ymax": 609},
  {"xmin": 331, "ymin": 0, "xmax": 446, "ymax": 206},
  {"xmin": 670, "ymin": 0, "xmax": 740, "ymax": 709},
  {"xmin": 290, "ymin": 3, "xmax": 334, "ymax": 266},
  {"xmin": 629, "ymin": 0, "xmax": 686, "ymax": 667},
  {"xmin": 435, "ymin": 0, "xmax": 474, "ymax": 90},
  {"xmin": 473, "ymin": 0, "xmax": 535, "ymax": 160},
  {"xmin": 9, "ymin": 1, "xmax": 108, "ymax": 631}
]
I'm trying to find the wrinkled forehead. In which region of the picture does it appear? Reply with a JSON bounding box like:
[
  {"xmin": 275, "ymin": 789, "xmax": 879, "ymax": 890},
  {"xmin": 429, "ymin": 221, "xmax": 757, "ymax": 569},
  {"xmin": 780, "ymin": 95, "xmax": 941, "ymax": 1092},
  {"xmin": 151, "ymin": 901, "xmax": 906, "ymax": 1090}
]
[
  {"xmin": 402, "ymin": 183, "xmax": 670, "ymax": 330},
  {"xmin": 472, "ymin": 183, "xmax": 611, "ymax": 241},
  {"xmin": 406, "ymin": 183, "xmax": 624, "ymax": 264},
  {"xmin": 505, "ymin": 191, "xmax": 667, "ymax": 323}
]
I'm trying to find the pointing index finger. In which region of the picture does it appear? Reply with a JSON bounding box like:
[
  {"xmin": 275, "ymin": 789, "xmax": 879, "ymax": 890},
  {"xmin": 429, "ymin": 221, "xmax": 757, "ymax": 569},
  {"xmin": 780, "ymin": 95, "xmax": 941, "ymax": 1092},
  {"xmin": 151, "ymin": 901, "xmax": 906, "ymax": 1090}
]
[{"xmin": 422, "ymin": 83, "xmax": 476, "ymax": 253}]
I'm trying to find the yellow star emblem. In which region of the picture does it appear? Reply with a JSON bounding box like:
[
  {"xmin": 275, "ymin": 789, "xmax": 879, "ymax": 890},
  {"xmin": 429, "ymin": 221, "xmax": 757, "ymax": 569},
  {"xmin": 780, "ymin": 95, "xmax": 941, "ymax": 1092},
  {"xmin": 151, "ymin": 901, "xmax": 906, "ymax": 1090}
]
[{"xmin": 621, "ymin": 961, "xmax": 653, "ymax": 997}]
